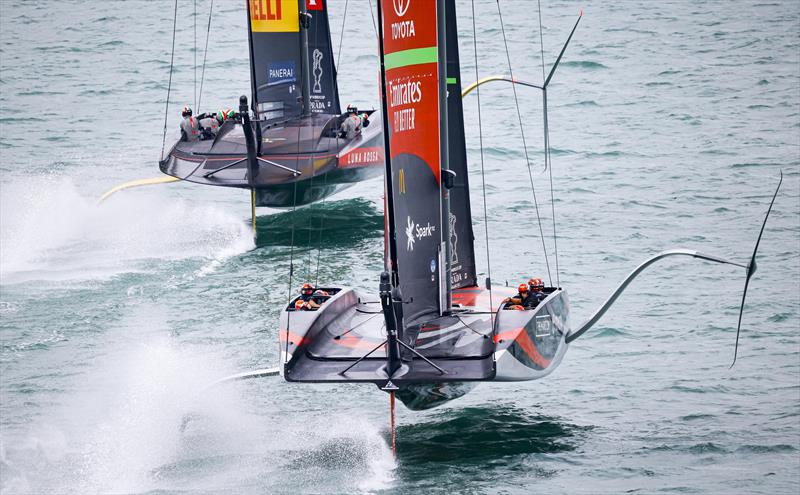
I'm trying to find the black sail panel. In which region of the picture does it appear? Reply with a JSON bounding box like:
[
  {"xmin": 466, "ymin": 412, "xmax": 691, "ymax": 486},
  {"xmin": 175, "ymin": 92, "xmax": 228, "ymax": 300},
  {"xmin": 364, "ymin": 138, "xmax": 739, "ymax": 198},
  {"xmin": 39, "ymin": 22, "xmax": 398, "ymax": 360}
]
[
  {"xmin": 444, "ymin": 0, "xmax": 477, "ymax": 289},
  {"xmin": 380, "ymin": 0, "xmax": 444, "ymax": 325},
  {"xmin": 247, "ymin": 0, "xmax": 303, "ymax": 120},
  {"xmin": 306, "ymin": 0, "xmax": 340, "ymax": 115}
]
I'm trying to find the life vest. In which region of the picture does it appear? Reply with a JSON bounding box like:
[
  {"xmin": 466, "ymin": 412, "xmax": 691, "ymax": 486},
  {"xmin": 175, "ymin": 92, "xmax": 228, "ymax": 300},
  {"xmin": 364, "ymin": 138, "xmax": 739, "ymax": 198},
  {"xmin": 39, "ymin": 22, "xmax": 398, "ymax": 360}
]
[
  {"xmin": 198, "ymin": 117, "xmax": 219, "ymax": 139},
  {"xmin": 180, "ymin": 116, "xmax": 200, "ymax": 142},
  {"xmin": 340, "ymin": 114, "xmax": 362, "ymax": 139}
]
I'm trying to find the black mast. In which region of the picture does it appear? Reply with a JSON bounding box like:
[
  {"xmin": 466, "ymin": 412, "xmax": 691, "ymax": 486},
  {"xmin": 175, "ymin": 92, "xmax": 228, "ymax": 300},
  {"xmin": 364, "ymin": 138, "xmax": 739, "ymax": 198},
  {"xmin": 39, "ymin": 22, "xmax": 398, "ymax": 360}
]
[
  {"xmin": 299, "ymin": 2, "xmax": 311, "ymax": 116},
  {"xmin": 245, "ymin": 1, "xmax": 259, "ymax": 115},
  {"xmin": 438, "ymin": 0, "xmax": 452, "ymax": 314},
  {"xmin": 376, "ymin": 0, "xmax": 398, "ymax": 283}
]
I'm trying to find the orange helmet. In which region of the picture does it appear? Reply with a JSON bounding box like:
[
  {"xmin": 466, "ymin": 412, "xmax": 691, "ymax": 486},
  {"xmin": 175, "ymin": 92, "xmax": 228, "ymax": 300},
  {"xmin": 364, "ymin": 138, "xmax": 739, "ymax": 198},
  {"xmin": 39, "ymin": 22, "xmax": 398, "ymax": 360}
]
[
  {"xmin": 518, "ymin": 283, "xmax": 529, "ymax": 294},
  {"xmin": 301, "ymin": 283, "xmax": 314, "ymax": 295},
  {"xmin": 529, "ymin": 278, "xmax": 544, "ymax": 291}
]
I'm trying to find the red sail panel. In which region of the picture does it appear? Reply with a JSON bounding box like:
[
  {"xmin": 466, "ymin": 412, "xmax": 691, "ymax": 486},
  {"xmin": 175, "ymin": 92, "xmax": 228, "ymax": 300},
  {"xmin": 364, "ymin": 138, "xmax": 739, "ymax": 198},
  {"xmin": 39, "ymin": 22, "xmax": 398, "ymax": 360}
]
[{"xmin": 381, "ymin": 0, "xmax": 443, "ymax": 324}]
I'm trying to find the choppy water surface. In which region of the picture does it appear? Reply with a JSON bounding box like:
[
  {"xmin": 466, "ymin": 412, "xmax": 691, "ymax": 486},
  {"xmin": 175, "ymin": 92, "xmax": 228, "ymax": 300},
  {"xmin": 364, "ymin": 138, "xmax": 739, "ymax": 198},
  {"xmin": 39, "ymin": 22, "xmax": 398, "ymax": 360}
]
[{"xmin": 1, "ymin": 1, "xmax": 798, "ymax": 493}]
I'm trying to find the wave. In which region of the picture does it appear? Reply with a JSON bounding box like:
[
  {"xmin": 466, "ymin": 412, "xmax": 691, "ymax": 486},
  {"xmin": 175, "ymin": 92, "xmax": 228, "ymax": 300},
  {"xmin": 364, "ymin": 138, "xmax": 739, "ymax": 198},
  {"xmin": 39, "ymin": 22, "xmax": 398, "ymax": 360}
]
[
  {"xmin": 255, "ymin": 198, "xmax": 383, "ymax": 248},
  {"xmin": 562, "ymin": 60, "xmax": 608, "ymax": 69},
  {"xmin": 0, "ymin": 177, "xmax": 254, "ymax": 285},
  {"xmin": 395, "ymin": 405, "xmax": 589, "ymax": 466}
]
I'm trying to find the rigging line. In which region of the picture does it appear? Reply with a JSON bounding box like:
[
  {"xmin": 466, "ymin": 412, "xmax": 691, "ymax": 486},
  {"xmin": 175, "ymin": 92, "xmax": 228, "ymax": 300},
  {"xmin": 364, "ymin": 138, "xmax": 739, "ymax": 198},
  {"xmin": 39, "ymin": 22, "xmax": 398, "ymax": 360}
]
[
  {"xmin": 472, "ymin": 0, "xmax": 493, "ymax": 319},
  {"xmin": 314, "ymin": 1, "xmax": 346, "ymax": 286},
  {"xmin": 197, "ymin": 0, "xmax": 214, "ymax": 112},
  {"xmin": 496, "ymin": 0, "xmax": 553, "ymax": 287},
  {"xmin": 304, "ymin": 55, "xmax": 318, "ymax": 279},
  {"xmin": 314, "ymin": 153, "xmax": 330, "ymax": 286},
  {"xmin": 455, "ymin": 313, "xmax": 490, "ymax": 338},
  {"xmin": 537, "ymin": 0, "xmax": 560, "ymax": 288},
  {"xmin": 367, "ymin": 0, "xmax": 378, "ymax": 41},
  {"xmin": 336, "ymin": 0, "xmax": 349, "ymax": 69},
  {"xmin": 305, "ymin": 163, "xmax": 318, "ymax": 282},
  {"xmin": 194, "ymin": 0, "xmax": 197, "ymax": 111},
  {"xmin": 286, "ymin": 128, "xmax": 303, "ymax": 357},
  {"xmin": 536, "ymin": 0, "xmax": 547, "ymax": 87},
  {"xmin": 160, "ymin": 0, "xmax": 179, "ymax": 161},
  {"xmin": 545, "ymin": 93, "xmax": 560, "ymax": 287}
]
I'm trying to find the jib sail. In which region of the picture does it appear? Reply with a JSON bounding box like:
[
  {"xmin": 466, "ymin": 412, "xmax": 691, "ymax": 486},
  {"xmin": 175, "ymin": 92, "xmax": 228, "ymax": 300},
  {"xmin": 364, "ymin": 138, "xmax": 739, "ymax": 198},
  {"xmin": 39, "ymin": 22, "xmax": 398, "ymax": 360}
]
[
  {"xmin": 379, "ymin": 0, "xmax": 444, "ymax": 325},
  {"xmin": 444, "ymin": 0, "xmax": 477, "ymax": 290},
  {"xmin": 306, "ymin": 0, "xmax": 340, "ymax": 115},
  {"xmin": 246, "ymin": 0, "xmax": 340, "ymax": 120}
]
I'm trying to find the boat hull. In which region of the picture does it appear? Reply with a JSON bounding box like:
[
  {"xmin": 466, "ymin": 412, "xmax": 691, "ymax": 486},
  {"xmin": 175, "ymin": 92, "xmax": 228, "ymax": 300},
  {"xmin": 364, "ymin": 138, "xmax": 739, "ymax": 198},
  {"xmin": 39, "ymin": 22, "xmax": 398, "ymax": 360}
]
[
  {"xmin": 278, "ymin": 285, "xmax": 570, "ymax": 409},
  {"xmin": 159, "ymin": 112, "xmax": 384, "ymax": 207}
]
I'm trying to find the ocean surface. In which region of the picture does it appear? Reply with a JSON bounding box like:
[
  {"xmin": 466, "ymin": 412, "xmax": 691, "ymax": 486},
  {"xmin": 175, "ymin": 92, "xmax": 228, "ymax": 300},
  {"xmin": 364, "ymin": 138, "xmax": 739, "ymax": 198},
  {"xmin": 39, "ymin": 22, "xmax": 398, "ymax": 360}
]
[{"xmin": 1, "ymin": 0, "xmax": 798, "ymax": 493}]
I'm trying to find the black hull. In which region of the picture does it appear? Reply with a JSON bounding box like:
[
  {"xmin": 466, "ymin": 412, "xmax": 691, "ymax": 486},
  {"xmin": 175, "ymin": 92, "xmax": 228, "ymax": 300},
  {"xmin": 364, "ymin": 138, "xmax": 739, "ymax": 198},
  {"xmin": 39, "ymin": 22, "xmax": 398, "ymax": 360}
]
[{"xmin": 159, "ymin": 113, "xmax": 384, "ymax": 207}]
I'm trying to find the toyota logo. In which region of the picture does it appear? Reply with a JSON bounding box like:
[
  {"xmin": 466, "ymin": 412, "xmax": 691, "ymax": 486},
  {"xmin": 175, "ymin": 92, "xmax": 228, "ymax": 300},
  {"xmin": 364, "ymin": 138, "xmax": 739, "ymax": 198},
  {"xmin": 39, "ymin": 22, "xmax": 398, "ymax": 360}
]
[{"xmin": 393, "ymin": 0, "xmax": 410, "ymax": 17}]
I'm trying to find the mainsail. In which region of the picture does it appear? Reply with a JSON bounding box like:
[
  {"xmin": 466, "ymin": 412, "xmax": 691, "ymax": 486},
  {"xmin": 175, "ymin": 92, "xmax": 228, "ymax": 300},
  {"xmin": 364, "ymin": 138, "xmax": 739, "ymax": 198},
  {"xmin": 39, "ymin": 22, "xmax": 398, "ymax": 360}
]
[
  {"xmin": 380, "ymin": 0, "xmax": 444, "ymax": 324},
  {"xmin": 246, "ymin": 0, "xmax": 339, "ymax": 120}
]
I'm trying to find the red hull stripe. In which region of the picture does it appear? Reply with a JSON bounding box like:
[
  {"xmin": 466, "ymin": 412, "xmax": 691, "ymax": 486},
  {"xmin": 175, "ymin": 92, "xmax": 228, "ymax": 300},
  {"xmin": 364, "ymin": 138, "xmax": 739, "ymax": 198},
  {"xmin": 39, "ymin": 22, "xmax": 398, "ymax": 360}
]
[{"xmin": 494, "ymin": 328, "xmax": 552, "ymax": 368}]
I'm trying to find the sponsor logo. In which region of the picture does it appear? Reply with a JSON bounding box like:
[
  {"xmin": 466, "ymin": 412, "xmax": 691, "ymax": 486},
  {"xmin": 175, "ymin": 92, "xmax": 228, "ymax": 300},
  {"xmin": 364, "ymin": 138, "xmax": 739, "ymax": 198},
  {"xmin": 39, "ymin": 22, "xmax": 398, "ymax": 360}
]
[
  {"xmin": 306, "ymin": 0, "xmax": 323, "ymax": 11},
  {"xmin": 405, "ymin": 216, "xmax": 436, "ymax": 251},
  {"xmin": 250, "ymin": 0, "xmax": 299, "ymax": 32},
  {"xmin": 312, "ymin": 49, "xmax": 323, "ymax": 94},
  {"xmin": 341, "ymin": 147, "xmax": 382, "ymax": 167},
  {"xmin": 389, "ymin": 80, "xmax": 422, "ymax": 106},
  {"xmin": 390, "ymin": 0, "xmax": 414, "ymax": 40},
  {"xmin": 405, "ymin": 216, "xmax": 415, "ymax": 250},
  {"xmin": 267, "ymin": 61, "xmax": 296, "ymax": 86},
  {"xmin": 388, "ymin": 80, "xmax": 420, "ymax": 132},
  {"xmin": 535, "ymin": 315, "xmax": 554, "ymax": 338},
  {"xmin": 449, "ymin": 212, "xmax": 459, "ymax": 264},
  {"xmin": 393, "ymin": 0, "xmax": 410, "ymax": 17}
]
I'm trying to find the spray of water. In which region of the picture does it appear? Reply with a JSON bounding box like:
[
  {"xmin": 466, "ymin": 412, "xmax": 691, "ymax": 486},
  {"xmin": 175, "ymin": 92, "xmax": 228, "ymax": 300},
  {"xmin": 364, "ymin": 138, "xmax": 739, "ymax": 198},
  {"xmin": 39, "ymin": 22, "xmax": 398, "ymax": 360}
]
[{"xmin": 0, "ymin": 177, "xmax": 254, "ymax": 284}]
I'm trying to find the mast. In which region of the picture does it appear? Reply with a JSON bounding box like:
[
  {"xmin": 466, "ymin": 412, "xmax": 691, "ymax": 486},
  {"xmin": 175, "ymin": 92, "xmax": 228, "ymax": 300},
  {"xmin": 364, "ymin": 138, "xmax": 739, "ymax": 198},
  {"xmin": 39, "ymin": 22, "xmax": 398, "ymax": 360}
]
[
  {"xmin": 438, "ymin": 0, "xmax": 451, "ymax": 313},
  {"xmin": 245, "ymin": 0, "xmax": 259, "ymax": 115},
  {"xmin": 375, "ymin": 0, "xmax": 398, "ymax": 282},
  {"xmin": 299, "ymin": 2, "xmax": 311, "ymax": 116}
]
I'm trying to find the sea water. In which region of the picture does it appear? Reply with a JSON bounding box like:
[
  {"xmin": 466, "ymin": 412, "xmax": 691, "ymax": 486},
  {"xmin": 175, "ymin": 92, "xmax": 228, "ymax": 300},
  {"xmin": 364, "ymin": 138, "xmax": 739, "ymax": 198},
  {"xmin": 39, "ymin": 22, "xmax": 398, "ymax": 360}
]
[{"xmin": 1, "ymin": 1, "xmax": 798, "ymax": 493}]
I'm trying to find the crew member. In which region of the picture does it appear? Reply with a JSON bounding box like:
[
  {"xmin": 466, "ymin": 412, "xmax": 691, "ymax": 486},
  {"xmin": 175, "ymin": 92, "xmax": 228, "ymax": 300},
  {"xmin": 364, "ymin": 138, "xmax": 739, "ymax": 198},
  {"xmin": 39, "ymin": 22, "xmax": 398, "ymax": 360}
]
[
  {"xmin": 295, "ymin": 283, "xmax": 320, "ymax": 311},
  {"xmin": 528, "ymin": 277, "xmax": 547, "ymax": 306},
  {"xmin": 340, "ymin": 105, "xmax": 364, "ymax": 139},
  {"xmin": 196, "ymin": 111, "xmax": 219, "ymax": 140},
  {"xmin": 503, "ymin": 283, "xmax": 534, "ymax": 310},
  {"xmin": 179, "ymin": 106, "xmax": 200, "ymax": 142}
]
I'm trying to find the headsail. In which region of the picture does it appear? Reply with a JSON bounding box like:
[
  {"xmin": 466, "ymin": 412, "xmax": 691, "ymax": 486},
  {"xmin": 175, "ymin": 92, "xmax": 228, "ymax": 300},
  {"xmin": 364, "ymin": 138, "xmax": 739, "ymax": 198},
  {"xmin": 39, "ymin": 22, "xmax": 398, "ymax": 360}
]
[
  {"xmin": 444, "ymin": 0, "xmax": 477, "ymax": 290},
  {"xmin": 306, "ymin": 0, "xmax": 340, "ymax": 115},
  {"xmin": 379, "ymin": 0, "xmax": 444, "ymax": 325}
]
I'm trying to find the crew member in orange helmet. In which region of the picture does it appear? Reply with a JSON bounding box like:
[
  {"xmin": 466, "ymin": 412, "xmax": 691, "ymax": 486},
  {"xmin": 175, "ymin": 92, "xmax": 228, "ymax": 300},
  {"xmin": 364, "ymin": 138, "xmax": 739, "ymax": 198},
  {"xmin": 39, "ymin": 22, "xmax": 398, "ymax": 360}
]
[
  {"xmin": 528, "ymin": 277, "xmax": 547, "ymax": 307},
  {"xmin": 503, "ymin": 283, "xmax": 533, "ymax": 310},
  {"xmin": 295, "ymin": 283, "xmax": 320, "ymax": 311}
]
